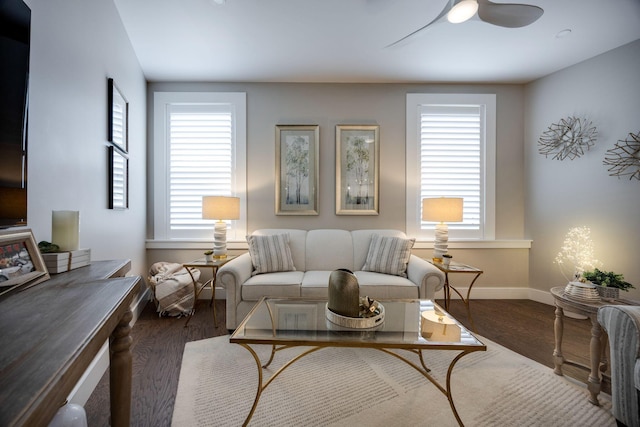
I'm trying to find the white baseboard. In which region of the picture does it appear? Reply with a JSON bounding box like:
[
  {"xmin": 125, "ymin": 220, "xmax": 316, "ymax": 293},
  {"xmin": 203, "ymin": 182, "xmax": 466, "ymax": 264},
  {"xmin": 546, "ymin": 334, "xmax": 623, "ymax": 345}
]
[{"xmin": 66, "ymin": 288, "xmax": 150, "ymax": 406}]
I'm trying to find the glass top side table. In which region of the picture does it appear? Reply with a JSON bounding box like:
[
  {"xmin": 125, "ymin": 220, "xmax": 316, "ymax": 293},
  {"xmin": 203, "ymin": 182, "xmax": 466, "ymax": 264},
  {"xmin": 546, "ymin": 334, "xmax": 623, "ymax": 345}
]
[
  {"xmin": 183, "ymin": 255, "xmax": 236, "ymax": 327},
  {"xmin": 427, "ymin": 259, "xmax": 483, "ymax": 332}
]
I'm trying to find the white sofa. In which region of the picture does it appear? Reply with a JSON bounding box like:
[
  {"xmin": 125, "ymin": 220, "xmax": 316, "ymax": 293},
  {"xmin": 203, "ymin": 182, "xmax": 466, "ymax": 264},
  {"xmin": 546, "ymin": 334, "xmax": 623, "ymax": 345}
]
[{"xmin": 217, "ymin": 229, "xmax": 446, "ymax": 329}]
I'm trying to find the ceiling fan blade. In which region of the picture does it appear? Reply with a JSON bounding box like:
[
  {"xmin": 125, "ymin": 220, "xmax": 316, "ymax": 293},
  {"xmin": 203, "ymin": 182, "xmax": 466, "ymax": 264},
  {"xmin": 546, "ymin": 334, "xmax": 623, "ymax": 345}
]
[
  {"xmin": 477, "ymin": 0, "xmax": 543, "ymax": 28},
  {"xmin": 385, "ymin": 0, "xmax": 455, "ymax": 48}
]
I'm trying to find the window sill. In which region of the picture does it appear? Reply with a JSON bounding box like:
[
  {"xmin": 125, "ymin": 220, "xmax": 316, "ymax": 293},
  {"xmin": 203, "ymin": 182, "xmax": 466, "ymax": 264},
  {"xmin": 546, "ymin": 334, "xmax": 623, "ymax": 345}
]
[
  {"xmin": 146, "ymin": 240, "xmax": 249, "ymax": 250},
  {"xmin": 414, "ymin": 239, "xmax": 531, "ymax": 249},
  {"xmin": 146, "ymin": 239, "xmax": 532, "ymax": 250}
]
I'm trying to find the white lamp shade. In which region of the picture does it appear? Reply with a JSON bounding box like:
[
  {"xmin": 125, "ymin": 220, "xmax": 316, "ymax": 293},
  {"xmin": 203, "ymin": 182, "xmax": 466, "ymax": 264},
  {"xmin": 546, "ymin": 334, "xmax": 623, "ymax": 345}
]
[
  {"xmin": 202, "ymin": 196, "xmax": 240, "ymax": 220},
  {"xmin": 447, "ymin": 0, "xmax": 479, "ymax": 24},
  {"xmin": 422, "ymin": 197, "xmax": 463, "ymax": 223}
]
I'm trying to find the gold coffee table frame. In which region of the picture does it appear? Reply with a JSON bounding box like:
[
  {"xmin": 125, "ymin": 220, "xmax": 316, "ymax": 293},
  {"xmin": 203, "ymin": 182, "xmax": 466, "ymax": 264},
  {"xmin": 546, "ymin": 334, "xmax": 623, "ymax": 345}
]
[{"xmin": 230, "ymin": 297, "xmax": 486, "ymax": 427}]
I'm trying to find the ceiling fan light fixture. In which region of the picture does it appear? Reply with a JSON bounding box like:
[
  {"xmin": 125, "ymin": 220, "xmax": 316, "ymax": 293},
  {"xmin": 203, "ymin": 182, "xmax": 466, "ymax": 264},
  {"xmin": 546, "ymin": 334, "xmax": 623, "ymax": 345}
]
[{"xmin": 447, "ymin": 0, "xmax": 479, "ymax": 24}]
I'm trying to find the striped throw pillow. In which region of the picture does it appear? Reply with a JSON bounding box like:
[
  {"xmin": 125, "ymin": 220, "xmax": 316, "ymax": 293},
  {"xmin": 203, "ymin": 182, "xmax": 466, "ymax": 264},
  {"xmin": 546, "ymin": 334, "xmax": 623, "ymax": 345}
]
[
  {"xmin": 247, "ymin": 233, "xmax": 296, "ymax": 275},
  {"xmin": 362, "ymin": 234, "xmax": 415, "ymax": 278}
]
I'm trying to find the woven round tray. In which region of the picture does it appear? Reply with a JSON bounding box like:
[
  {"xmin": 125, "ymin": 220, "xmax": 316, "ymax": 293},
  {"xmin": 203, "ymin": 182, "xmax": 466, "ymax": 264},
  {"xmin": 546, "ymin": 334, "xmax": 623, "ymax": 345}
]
[
  {"xmin": 325, "ymin": 303, "xmax": 385, "ymax": 329},
  {"xmin": 564, "ymin": 281, "xmax": 600, "ymax": 303}
]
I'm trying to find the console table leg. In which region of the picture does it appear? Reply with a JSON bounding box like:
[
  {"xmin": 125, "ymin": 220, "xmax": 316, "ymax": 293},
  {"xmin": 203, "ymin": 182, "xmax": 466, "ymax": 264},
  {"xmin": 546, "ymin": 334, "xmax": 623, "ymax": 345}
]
[
  {"xmin": 587, "ymin": 314, "xmax": 602, "ymax": 406},
  {"xmin": 553, "ymin": 305, "xmax": 565, "ymax": 376},
  {"xmin": 110, "ymin": 310, "xmax": 133, "ymax": 427}
]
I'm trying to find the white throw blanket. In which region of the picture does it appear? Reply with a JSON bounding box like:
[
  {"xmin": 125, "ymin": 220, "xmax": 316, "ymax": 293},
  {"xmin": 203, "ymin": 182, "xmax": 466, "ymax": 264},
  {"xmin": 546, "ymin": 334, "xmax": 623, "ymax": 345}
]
[{"xmin": 148, "ymin": 262, "xmax": 200, "ymax": 317}]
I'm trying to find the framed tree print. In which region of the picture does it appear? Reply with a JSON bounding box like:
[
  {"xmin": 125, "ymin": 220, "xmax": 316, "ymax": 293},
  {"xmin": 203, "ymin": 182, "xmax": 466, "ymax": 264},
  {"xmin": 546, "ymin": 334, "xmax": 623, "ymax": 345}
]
[
  {"xmin": 108, "ymin": 78, "xmax": 128, "ymax": 153},
  {"xmin": 336, "ymin": 124, "xmax": 379, "ymax": 215},
  {"xmin": 275, "ymin": 125, "xmax": 319, "ymax": 215}
]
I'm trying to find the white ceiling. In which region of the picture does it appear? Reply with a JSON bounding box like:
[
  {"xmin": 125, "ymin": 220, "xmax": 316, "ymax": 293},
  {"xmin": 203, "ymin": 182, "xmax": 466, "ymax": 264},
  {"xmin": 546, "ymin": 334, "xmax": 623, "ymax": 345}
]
[{"xmin": 113, "ymin": 0, "xmax": 640, "ymax": 84}]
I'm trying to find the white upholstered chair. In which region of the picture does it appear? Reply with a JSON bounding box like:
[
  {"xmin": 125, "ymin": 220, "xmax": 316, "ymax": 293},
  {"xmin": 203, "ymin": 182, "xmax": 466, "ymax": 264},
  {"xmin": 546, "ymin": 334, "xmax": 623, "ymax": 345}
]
[{"xmin": 598, "ymin": 305, "xmax": 640, "ymax": 427}]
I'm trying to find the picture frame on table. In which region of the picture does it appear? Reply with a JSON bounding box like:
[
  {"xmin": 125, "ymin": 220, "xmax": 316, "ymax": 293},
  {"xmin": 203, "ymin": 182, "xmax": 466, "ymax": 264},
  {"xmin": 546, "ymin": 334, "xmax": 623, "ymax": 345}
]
[
  {"xmin": 108, "ymin": 78, "xmax": 128, "ymax": 153},
  {"xmin": 275, "ymin": 125, "xmax": 319, "ymax": 215},
  {"xmin": 0, "ymin": 229, "xmax": 50, "ymax": 297},
  {"xmin": 335, "ymin": 124, "xmax": 379, "ymax": 215},
  {"xmin": 108, "ymin": 145, "xmax": 129, "ymax": 210}
]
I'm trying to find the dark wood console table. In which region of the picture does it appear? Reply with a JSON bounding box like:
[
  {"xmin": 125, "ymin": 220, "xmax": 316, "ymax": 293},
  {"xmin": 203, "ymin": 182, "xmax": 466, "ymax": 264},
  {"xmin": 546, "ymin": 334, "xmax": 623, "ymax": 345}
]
[{"xmin": 0, "ymin": 259, "xmax": 139, "ymax": 427}]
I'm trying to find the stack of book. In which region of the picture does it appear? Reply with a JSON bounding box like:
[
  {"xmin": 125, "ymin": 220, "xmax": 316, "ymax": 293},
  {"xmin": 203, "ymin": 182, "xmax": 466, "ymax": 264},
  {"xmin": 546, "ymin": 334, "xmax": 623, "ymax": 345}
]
[{"xmin": 42, "ymin": 249, "xmax": 91, "ymax": 274}]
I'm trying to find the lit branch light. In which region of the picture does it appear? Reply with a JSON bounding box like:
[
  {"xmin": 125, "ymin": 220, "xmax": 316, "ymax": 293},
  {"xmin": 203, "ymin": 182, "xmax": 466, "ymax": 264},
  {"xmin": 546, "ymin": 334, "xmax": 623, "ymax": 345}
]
[
  {"xmin": 603, "ymin": 131, "xmax": 640, "ymax": 181},
  {"xmin": 538, "ymin": 116, "xmax": 598, "ymax": 161},
  {"xmin": 554, "ymin": 226, "xmax": 601, "ymax": 282}
]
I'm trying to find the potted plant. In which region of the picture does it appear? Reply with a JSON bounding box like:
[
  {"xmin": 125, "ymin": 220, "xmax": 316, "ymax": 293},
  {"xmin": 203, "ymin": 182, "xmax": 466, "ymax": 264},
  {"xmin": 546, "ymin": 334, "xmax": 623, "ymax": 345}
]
[
  {"xmin": 582, "ymin": 268, "xmax": 634, "ymax": 301},
  {"xmin": 204, "ymin": 250, "xmax": 214, "ymax": 262}
]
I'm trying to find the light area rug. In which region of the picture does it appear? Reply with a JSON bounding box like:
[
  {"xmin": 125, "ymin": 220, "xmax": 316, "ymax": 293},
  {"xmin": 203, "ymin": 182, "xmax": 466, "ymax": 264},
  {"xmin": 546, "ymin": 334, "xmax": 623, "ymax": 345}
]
[{"xmin": 172, "ymin": 335, "xmax": 615, "ymax": 426}]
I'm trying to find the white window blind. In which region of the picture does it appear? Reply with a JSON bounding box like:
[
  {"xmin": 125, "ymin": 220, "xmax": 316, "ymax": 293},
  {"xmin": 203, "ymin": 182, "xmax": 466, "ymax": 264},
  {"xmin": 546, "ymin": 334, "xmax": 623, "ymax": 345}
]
[
  {"xmin": 406, "ymin": 93, "xmax": 495, "ymax": 240},
  {"xmin": 419, "ymin": 104, "xmax": 481, "ymax": 231},
  {"xmin": 168, "ymin": 105, "xmax": 233, "ymax": 232},
  {"xmin": 111, "ymin": 149, "xmax": 128, "ymax": 209},
  {"xmin": 153, "ymin": 92, "xmax": 247, "ymax": 241}
]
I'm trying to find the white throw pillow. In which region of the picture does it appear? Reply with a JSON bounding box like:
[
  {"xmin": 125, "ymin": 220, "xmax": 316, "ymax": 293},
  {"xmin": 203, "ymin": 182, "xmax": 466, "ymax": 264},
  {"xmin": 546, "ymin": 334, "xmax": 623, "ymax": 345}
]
[
  {"xmin": 362, "ymin": 234, "xmax": 415, "ymax": 278},
  {"xmin": 247, "ymin": 233, "xmax": 296, "ymax": 275}
]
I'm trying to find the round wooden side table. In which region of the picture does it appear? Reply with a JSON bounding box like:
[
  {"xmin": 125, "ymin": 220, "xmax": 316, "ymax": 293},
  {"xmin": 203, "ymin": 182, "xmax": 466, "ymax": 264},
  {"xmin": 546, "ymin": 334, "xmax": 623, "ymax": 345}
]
[{"xmin": 550, "ymin": 286, "xmax": 637, "ymax": 406}]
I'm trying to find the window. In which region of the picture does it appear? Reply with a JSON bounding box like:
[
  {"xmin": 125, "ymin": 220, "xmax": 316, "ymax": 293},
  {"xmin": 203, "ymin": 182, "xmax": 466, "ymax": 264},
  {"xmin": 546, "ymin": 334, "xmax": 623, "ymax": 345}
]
[
  {"xmin": 406, "ymin": 93, "xmax": 496, "ymax": 240},
  {"xmin": 153, "ymin": 92, "xmax": 246, "ymax": 241}
]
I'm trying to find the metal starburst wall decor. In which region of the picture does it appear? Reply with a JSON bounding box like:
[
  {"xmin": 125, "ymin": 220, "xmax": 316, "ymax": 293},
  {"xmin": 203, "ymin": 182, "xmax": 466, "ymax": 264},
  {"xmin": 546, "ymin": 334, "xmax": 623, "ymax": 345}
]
[
  {"xmin": 538, "ymin": 116, "xmax": 598, "ymax": 161},
  {"xmin": 603, "ymin": 131, "xmax": 640, "ymax": 181}
]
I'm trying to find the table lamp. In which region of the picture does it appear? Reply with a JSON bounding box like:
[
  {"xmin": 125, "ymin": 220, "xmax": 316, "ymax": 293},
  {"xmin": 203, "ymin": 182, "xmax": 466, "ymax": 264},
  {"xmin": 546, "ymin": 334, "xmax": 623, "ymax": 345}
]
[
  {"xmin": 202, "ymin": 196, "xmax": 240, "ymax": 258},
  {"xmin": 422, "ymin": 197, "xmax": 463, "ymax": 262}
]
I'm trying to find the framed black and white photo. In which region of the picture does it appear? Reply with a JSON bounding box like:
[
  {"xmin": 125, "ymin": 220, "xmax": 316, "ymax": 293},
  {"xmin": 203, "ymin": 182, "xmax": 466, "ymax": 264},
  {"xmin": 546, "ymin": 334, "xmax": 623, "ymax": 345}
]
[
  {"xmin": 336, "ymin": 124, "xmax": 379, "ymax": 215},
  {"xmin": 108, "ymin": 146, "xmax": 129, "ymax": 210},
  {"xmin": 108, "ymin": 78, "xmax": 128, "ymax": 153},
  {"xmin": 275, "ymin": 125, "xmax": 319, "ymax": 215}
]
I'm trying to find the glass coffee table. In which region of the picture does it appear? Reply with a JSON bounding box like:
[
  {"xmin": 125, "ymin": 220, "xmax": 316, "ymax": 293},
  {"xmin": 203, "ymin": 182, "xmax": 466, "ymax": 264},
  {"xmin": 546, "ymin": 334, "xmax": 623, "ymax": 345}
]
[{"xmin": 230, "ymin": 297, "xmax": 486, "ymax": 426}]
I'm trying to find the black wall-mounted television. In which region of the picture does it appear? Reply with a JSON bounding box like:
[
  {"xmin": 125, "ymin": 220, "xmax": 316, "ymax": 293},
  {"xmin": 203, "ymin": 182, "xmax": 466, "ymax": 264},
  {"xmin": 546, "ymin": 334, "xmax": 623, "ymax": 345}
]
[{"xmin": 0, "ymin": 0, "xmax": 30, "ymax": 228}]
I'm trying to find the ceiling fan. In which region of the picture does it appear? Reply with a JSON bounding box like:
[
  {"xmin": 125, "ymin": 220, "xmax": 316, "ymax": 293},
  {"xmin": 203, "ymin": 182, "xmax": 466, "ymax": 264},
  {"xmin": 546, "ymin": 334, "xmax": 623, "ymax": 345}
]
[{"xmin": 386, "ymin": 0, "xmax": 544, "ymax": 48}]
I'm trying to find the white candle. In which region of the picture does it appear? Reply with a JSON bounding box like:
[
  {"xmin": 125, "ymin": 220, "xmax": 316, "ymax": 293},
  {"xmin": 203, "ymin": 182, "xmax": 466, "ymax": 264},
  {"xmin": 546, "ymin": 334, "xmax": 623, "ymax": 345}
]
[{"xmin": 52, "ymin": 211, "xmax": 80, "ymax": 251}]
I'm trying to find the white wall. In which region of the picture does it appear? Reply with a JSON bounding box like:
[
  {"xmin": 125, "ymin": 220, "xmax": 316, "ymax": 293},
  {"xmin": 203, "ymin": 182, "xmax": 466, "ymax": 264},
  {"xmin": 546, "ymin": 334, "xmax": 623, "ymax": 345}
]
[
  {"xmin": 147, "ymin": 82, "xmax": 530, "ymax": 294},
  {"xmin": 24, "ymin": 0, "xmax": 147, "ymax": 277},
  {"xmin": 525, "ymin": 40, "xmax": 640, "ymax": 300},
  {"xmin": 148, "ymin": 82, "xmax": 525, "ymax": 237}
]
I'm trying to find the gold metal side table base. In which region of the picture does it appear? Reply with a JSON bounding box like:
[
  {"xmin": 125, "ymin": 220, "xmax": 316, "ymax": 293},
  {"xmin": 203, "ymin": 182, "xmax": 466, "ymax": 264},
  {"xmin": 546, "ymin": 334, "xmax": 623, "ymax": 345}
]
[
  {"xmin": 183, "ymin": 256, "xmax": 237, "ymax": 328},
  {"xmin": 428, "ymin": 260, "xmax": 483, "ymax": 332}
]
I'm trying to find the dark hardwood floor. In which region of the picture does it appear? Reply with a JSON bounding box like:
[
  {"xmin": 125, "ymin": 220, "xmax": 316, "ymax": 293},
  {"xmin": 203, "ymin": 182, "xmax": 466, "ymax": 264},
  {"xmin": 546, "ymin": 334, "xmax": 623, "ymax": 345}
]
[{"xmin": 84, "ymin": 298, "xmax": 606, "ymax": 426}]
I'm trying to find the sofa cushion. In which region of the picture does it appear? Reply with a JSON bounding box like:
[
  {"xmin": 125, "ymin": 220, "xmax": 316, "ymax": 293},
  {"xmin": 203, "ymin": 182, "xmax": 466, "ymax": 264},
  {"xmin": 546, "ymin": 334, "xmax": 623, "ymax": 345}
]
[
  {"xmin": 355, "ymin": 271, "xmax": 420, "ymax": 299},
  {"xmin": 352, "ymin": 229, "xmax": 409, "ymax": 270},
  {"xmin": 247, "ymin": 233, "xmax": 296, "ymax": 275},
  {"xmin": 361, "ymin": 234, "xmax": 415, "ymax": 278},
  {"xmin": 242, "ymin": 271, "xmax": 304, "ymax": 300},
  {"xmin": 300, "ymin": 271, "xmax": 332, "ymax": 298},
  {"xmin": 252, "ymin": 229, "xmax": 308, "ymax": 271},
  {"xmin": 305, "ymin": 229, "xmax": 354, "ymax": 271}
]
